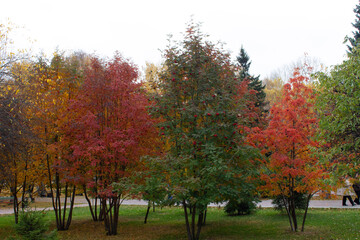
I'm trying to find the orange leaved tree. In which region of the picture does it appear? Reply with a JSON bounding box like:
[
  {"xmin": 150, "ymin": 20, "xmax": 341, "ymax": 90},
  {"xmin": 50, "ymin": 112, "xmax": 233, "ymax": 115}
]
[{"xmin": 248, "ymin": 68, "xmax": 326, "ymax": 232}]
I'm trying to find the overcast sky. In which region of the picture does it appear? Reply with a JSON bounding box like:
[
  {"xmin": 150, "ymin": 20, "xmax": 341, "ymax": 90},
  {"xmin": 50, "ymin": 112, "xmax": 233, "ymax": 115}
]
[{"xmin": 1, "ymin": 0, "xmax": 358, "ymax": 78}]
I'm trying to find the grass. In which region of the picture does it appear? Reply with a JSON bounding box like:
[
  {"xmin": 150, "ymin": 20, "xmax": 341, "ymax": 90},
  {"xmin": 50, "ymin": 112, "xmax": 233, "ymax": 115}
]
[{"xmin": 1, "ymin": 205, "xmax": 360, "ymax": 239}]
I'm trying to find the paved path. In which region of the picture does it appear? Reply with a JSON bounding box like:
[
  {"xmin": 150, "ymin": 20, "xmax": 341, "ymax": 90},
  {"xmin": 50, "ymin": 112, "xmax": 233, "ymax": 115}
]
[{"xmin": 1, "ymin": 198, "xmax": 359, "ymax": 215}]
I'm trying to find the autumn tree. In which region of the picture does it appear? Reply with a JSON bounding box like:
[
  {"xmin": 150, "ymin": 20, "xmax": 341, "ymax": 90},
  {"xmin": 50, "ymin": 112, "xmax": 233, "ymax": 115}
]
[
  {"xmin": 150, "ymin": 23, "xmax": 256, "ymax": 240},
  {"xmin": 0, "ymin": 21, "xmax": 34, "ymax": 223},
  {"xmin": 142, "ymin": 61, "xmax": 163, "ymax": 93},
  {"xmin": 263, "ymin": 77, "xmax": 284, "ymax": 107},
  {"xmin": 62, "ymin": 54, "xmax": 158, "ymax": 235},
  {"xmin": 0, "ymin": 81, "xmax": 33, "ymax": 223},
  {"xmin": 249, "ymin": 69, "xmax": 326, "ymax": 232},
  {"xmin": 21, "ymin": 52, "xmax": 84, "ymax": 231}
]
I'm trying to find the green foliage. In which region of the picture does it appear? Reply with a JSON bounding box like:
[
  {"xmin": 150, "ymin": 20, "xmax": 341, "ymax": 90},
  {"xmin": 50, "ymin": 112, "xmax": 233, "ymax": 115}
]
[
  {"xmin": 151, "ymin": 22, "xmax": 256, "ymax": 208},
  {"xmin": 9, "ymin": 210, "xmax": 57, "ymax": 240},
  {"xmin": 315, "ymin": 47, "xmax": 360, "ymax": 177},
  {"xmin": 127, "ymin": 156, "xmax": 173, "ymax": 207},
  {"xmin": 149, "ymin": 21, "xmax": 258, "ymax": 240}
]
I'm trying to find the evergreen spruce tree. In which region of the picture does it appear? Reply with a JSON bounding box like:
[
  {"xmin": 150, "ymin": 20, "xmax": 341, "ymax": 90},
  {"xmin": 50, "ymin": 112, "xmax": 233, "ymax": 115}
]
[
  {"xmin": 347, "ymin": 1, "xmax": 360, "ymax": 53},
  {"xmin": 236, "ymin": 46, "xmax": 266, "ymax": 111}
]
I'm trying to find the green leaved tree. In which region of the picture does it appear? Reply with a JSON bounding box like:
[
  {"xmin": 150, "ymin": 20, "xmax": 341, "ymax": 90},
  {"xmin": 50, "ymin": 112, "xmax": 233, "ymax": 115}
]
[
  {"xmin": 149, "ymin": 22, "xmax": 257, "ymax": 240},
  {"xmin": 315, "ymin": 47, "xmax": 360, "ymax": 179}
]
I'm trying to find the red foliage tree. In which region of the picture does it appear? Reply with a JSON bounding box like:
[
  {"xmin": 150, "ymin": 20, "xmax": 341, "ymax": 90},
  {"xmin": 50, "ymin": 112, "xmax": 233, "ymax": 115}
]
[
  {"xmin": 61, "ymin": 54, "xmax": 158, "ymax": 235},
  {"xmin": 248, "ymin": 68, "xmax": 326, "ymax": 232}
]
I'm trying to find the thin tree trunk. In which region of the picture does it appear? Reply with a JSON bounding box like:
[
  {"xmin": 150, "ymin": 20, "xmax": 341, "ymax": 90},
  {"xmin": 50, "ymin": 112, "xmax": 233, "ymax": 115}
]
[
  {"xmin": 290, "ymin": 197, "xmax": 297, "ymax": 231},
  {"xmin": 191, "ymin": 205, "xmax": 196, "ymax": 240},
  {"xmin": 46, "ymin": 153, "xmax": 60, "ymax": 229},
  {"xmin": 98, "ymin": 197, "xmax": 105, "ymax": 221},
  {"xmin": 103, "ymin": 195, "xmax": 121, "ymax": 235},
  {"xmin": 301, "ymin": 193, "xmax": 312, "ymax": 232},
  {"xmin": 144, "ymin": 202, "xmax": 151, "ymax": 224},
  {"xmin": 65, "ymin": 186, "xmax": 76, "ymax": 230},
  {"xmin": 103, "ymin": 198, "xmax": 110, "ymax": 234},
  {"xmin": 113, "ymin": 196, "xmax": 120, "ymax": 235},
  {"xmin": 183, "ymin": 200, "xmax": 192, "ymax": 240},
  {"xmin": 202, "ymin": 208, "xmax": 207, "ymax": 225},
  {"xmin": 281, "ymin": 194, "xmax": 294, "ymax": 231},
  {"xmin": 83, "ymin": 185, "xmax": 96, "ymax": 221},
  {"xmin": 21, "ymin": 181, "xmax": 26, "ymax": 209},
  {"xmin": 109, "ymin": 198, "xmax": 114, "ymax": 235},
  {"xmin": 21, "ymin": 161, "xmax": 28, "ymax": 210},
  {"xmin": 290, "ymin": 178, "xmax": 297, "ymax": 232},
  {"xmin": 55, "ymin": 172, "xmax": 64, "ymax": 230},
  {"xmin": 196, "ymin": 211, "xmax": 204, "ymax": 240},
  {"xmin": 62, "ymin": 183, "xmax": 68, "ymax": 228},
  {"xmin": 11, "ymin": 185, "xmax": 19, "ymax": 224}
]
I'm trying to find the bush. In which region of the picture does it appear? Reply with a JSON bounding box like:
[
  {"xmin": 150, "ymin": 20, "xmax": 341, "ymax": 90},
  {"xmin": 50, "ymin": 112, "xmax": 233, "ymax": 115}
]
[
  {"xmin": 224, "ymin": 199, "xmax": 257, "ymax": 216},
  {"xmin": 8, "ymin": 210, "xmax": 57, "ymax": 240},
  {"xmin": 272, "ymin": 192, "xmax": 307, "ymax": 211}
]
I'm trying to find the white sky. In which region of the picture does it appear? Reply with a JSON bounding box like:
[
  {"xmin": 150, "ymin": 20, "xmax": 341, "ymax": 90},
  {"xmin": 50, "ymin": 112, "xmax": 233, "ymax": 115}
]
[{"xmin": 0, "ymin": 0, "xmax": 358, "ymax": 78}]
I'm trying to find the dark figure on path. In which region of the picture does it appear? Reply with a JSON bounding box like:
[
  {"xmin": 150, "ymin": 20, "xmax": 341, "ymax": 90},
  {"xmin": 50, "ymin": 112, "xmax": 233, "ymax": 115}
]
[
  {"xmin": 343, "ymin": 195, "xmax": 355, "ymax": 206},
  {"xmin": 342, "ymin": 179, "xmax": 355, "ymax": 206},
  {"xmin": 352, "ymin": 181, "xmax": 360, "ymax": 204}
]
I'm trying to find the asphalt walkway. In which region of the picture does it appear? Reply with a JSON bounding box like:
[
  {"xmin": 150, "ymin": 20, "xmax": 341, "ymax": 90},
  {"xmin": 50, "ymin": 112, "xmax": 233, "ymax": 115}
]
[{"xmin": 1, "ymin": 198, "xmax": 359, "ymax": 215}]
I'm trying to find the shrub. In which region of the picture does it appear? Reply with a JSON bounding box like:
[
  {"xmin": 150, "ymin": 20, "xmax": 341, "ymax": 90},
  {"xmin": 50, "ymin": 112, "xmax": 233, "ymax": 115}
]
[
  {"xmin": 224, "ymin": 199, "xmax": 257, "ymax": 216},
  {"xmin": 8, "ymin": 210, "xmax": 57, "ymax": 240}
]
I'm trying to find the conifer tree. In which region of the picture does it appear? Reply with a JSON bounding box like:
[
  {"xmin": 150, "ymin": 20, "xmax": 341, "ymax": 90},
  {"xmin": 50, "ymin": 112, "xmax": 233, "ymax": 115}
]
[
  {"xmin": 236, "ymin": 46, "xmax": 266, "ymax": 112},
  {"xmin": 347, "ymin": 1, "xmax": 360, "ymax": 53}
]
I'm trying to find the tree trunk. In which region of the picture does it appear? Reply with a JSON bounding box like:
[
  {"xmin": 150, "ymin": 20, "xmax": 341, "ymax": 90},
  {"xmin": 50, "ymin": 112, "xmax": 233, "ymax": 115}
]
[
  {"xmin": 144, "ymin": 201, "xmax": 151, "ymax": 224},
  {"xmin": 103, "ymin": 195, "xmax": 121, "ymax": 235},
  {"xmin": 83, "ymin": 185, "xmax": 96, "ymax": 221},
  {"xmin": 83, "ymin": 185, "xmax": 103, "ymax": 221},
  {"xmin": 182, "ymin": 200, "xmax": 204, "ymax": 240},
  {"xmin": 65, "ymin": 186, "xmax": 76, "ymax": 229},
  {"xmin": 289, "ymin": 178, "xmax": 298, "ymax": 232},
  {"xmin": 191, "ymin": 205, "xmax": 196, "ymax": 240},
  {"xmin": 21, "ymin": 159, "xmax": 28, "ymax": 210},
  {"xmin": 290, "ymin": 196, "xmax": 297, "ymax": 232},
  {"xmin": 195, "ymin": 211, "xmax": 204, "ymax": 240},
  {"xmin": 202, "ymin": 208, "xmax": 207, "ymax": 225},
  {"xmin": 183, "ymin": 200, "xmax": 192, "ymax": 240},
  {"xmin": 281, "ymin": 194, "xmax": 294, "ymax": 232},
  {"xmin": 11, "ymin": 156, "xmax": 20, "ymax": 224},
  {"xmin": 11, "ymin": 186, "xmax": 19, "ymax": 224},
  {"xmin": 301, "ymin": 193, "xmax": 312, "ymax": 232},
  {"xmin": 49, "ymin": 172, "xmax": 76, "ymax": 231}
]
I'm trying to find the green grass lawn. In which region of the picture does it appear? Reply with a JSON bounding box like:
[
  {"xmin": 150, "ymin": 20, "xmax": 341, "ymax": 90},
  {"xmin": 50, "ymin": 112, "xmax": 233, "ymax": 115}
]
[{"xmin": 1, "ymin": 205, "xmax": 359, "ymax": 239}]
